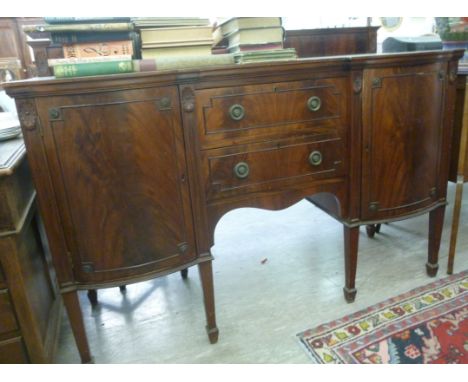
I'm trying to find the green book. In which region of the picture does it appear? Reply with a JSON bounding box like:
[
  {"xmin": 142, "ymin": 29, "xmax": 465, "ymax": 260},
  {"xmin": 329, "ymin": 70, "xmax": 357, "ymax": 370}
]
[{"xmin": 52, "ymin": 59, "xmax": 133, "ymax": 78}]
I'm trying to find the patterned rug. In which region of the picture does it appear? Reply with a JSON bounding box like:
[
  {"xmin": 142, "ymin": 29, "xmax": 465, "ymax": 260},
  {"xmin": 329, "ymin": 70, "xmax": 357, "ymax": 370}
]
[{"xmin": 297, "ymin": 270, "xmax": 468, "ymax": 363}]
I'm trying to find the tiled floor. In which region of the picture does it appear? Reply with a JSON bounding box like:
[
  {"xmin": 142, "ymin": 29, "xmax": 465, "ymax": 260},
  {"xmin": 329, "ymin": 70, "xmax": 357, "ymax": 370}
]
[{"xmin": 55, "ymin": 183, "xmax": 468, "ymax": 363}]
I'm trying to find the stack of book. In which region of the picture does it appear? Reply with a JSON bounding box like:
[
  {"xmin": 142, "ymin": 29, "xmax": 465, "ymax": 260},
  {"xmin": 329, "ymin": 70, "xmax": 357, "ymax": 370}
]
[
  {"xmin": 133, "ymin": 18, "xmax": 214, "ymax": 59},
  {"xmin": 23, "ymin": 17, "xmax": 139, "ymax": 59},
  {"xmin": 212, "ymin": 17, "xmax": 297, "ymax": 63}
]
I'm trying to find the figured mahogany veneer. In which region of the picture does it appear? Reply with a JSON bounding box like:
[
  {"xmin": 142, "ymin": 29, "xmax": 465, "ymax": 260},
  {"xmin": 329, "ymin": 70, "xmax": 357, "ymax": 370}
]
[{"xmin": 4, "ymin": 50, "xmax": 463, "ymax": 363}]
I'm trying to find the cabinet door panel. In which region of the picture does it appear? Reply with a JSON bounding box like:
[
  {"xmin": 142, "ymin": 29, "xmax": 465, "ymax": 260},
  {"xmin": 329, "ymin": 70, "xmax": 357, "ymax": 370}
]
[
  {"xmin": 42, "ymin": 88, "xmax": 195, "ymax": 282},
  {"xmin": 361, "ymin": 64, "xmax": 445, "ymax": 220}
]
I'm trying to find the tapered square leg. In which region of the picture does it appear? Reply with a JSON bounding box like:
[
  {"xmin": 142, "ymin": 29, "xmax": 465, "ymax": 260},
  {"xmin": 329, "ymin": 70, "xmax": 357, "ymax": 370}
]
[
  {"xmin": 198, "ymin": 260, "xmax": 218, "ymax": 344},
  {"xmin": 62, "ymin": 290, "xmax": 93, "ymax": 363},
  {"xmin": 343, "ymin": 226, "xmax": 360, "ymax": 303},
  {"xmin": 427, "ymin": 206, "xmax": 444, "ymax": 277}
]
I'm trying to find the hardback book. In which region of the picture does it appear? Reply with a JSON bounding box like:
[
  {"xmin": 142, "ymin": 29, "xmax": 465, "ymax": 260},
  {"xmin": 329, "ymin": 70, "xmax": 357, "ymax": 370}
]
[
  {"xmin": 211, "ymin": 46, "xmax": 230, "ymax": 55},
  {"xmin": 44, "ymin": 17, "xmax": 131, "ymax": 24},
  {"xmin": 233, "ymin": 48, "xmax": 297, "ymax": 64},
  {"xmin": 133, "ymin": 18, "xmax": 210, "ymax": 28},
  {"xmin": 218, "ymin": 17, "xmax": 282, "ymax": 37},
  {"xmin": 51, "ymin": 31, "xmax": 138, "ymax": 44},
  {"xmin": 48, "ymin": 55, "xmax": 131, "ymax": 66},
  {"xmin": 50, "ymin": 56, "xmax": 133, "ymax": 78},
  {"xmin": 142, "ymin": 39, "xmax": 214, "ymax": 49},
  {"xmin": 23, "ymin": 22, "xmax": 134, "ymax": 33},
  {"xmin": 141, "ymin": 44, "xmax": 213, "ymax": 59},
  {"xmin": 63, "ymin": 40, "xmax": 134, "ymax": 58},
  {"xmin": 227, "ymin": 27, "xmax": 284, "ymax": 47},
  {"xmin": 228, "ymin": 42, "xmax": 284, "ymax": 53},
  {"xmin": 140, "ymin": 26, "xmax": 213, "ymax": 45},
  {"xmin": 133, "ymin": 54, "xmax": 234, "ymax": 72}
]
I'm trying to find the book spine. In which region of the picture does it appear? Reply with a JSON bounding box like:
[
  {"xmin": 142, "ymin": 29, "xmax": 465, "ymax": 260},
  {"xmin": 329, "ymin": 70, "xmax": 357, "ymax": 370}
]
[
  {"xmin": 44, "ymin": 17, "xmax": 131, "ymax": 24},
  {"xmin": 51, "ymin": 31, "xmax": 136, "ymax": 44},
  {"xmin": 62, "ymin": 41, "xmax": 134, "ymax": 58},
  {"xmin": 48, "ymin": 55, "xmax": 131, "ymax": 65},
  {"xmin": 229, "ymin": 42, "xmax": 284, "ymax": 53},
  {"xmin": 52, "ymin": 60, "xmax": 133, "ymax": 78},
  {"xmin": 23, "ymin": 23, "xmax": 134, "ymax": 33},
  {"xmin": 133, "ymin": 54, "xmax": 234, "ymax": 72}
]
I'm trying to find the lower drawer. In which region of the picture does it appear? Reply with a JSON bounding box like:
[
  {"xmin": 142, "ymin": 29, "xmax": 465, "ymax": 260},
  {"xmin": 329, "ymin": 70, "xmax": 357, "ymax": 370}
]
[
  {"xmin": 203, "ymin": 138, "xmax": 345, "ymax": 200},
  {"xmin": 0, "ymin": 289, "xmax": 19, "ymax": 336},
  {"xmin": 0, "ymin": 337, "xmax": 28, "ymax": 363}
]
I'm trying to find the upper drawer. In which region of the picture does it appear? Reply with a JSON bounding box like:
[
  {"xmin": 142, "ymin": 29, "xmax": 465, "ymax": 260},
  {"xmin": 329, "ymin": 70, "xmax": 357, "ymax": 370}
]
[{"xmin": 194, "ymin": 77, "xmax": 349, "ymax": 149}]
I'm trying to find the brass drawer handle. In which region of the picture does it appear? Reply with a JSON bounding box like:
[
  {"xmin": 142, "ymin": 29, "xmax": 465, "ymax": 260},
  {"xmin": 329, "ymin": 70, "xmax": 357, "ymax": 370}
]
[
  {"xmin": 307, "ymin": 96, "xmax": 322, "ymax": 112},
  {"xmin": 229, "ymin": 104, "xmax": 245, "ymax": 121},
  {"xmin": 233, "ymin": 162, "xmax": 250, "ymax": 179},
  {"xmin": 308, "ymin": 151, "xmax": 322, "ymax": 166}
]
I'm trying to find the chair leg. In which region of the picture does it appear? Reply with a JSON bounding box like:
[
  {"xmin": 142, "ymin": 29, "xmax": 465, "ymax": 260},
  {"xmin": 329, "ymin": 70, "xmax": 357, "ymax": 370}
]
[
  {"xmin": 365, "ymin": 224, "xmax": 382, "ymax": 238},
  {"xmin": 87, "ymin": 289, "xmax": 98, "ymax": 306}
]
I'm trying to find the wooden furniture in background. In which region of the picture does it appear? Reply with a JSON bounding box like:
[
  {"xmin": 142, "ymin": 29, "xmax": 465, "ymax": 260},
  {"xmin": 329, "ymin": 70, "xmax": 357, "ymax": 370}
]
[
  {"xmin": 284, "ymin": 26, "xmax": 379, "ymax": 58},
  {"xmin": 0, "ymin": 137, "xmax": 62, "ymax": 363},
  {"xmin": 0, "ymin": 18, "xmax": 44, "ymax": 79},
  {"xmin": 447, "ymin": 64, "xmax": 468, "ymax": 274},
  {"xmin": 4, "ymin": 50, "xmax": 462, "ymax": 363}
]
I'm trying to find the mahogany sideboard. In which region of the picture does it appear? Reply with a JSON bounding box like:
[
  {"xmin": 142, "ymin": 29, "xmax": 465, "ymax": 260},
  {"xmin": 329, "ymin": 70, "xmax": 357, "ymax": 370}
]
[
  {"xmin": 4, "ymin": 50, "xmax": 463, "ymax": 363},
  {"xmin": 0, "ymin": 137, "xmax": 62, "ymax": 363}
]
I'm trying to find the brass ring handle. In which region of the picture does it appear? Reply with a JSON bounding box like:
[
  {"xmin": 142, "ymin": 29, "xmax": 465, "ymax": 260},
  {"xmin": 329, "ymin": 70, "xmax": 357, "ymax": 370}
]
[
  {"xmin": 233, "ymin": 162, "xmax": 250, "ymax": 179},
  {"xmin": 307, "ymin": 96, "xmax": 322, "ymax": 112},
  {"xmin": 308, "ymin": 151, "xmax": 322, "ymax": 166},
  {"xmin": 229, "ymin": 104, "xmax": 245, "ymax": 121}
]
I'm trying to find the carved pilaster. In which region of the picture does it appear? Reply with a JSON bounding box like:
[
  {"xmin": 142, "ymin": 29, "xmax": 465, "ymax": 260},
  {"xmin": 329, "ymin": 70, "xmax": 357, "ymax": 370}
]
[
  {"xmin": 181, "ymin": 86, "xmax": 195, "ymax": 113},
  {"xmin": 449, "ymin": 66, "xmax": 458, "ymax": 84},
  {"xmin": 17, "ymin": 98, "xmax": 38, "ymax": 131},
  {"xmin": 353, "ymin": 76, "xmax": 362, "ymax": 94}
]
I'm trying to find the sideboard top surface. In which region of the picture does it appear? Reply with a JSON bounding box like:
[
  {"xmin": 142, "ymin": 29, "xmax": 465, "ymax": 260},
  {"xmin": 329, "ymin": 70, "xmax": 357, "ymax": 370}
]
[{"xmin": 4, "ymin": 50, "xmax": 464, "ymax": 97}]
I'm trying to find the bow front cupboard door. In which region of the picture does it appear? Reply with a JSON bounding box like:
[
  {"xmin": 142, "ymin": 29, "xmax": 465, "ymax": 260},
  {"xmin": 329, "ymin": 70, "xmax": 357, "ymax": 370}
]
[
  {"xmin": 36, "ymin": 86, "xmax": 196, "ymax": 284},
  {"xmin": 361, "ymin": 63, "xmax": 448, "ymax": 221}
]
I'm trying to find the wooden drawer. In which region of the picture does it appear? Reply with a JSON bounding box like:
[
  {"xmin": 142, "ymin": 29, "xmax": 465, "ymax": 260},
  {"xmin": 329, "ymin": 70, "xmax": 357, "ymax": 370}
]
[
  {"xmin": 203, "ymin": 137, "xmax": 345, "ymax": 201},
  {"xmin": 195, "ymin": 77, "xmax": 348, "ymax": 149},
  {"xmin": 0, "ymin": 289, "xmax": 19, "ymax": 336},
  {"xmin": 0, "ymin": 337, "xmax": 28, "ymax": 363}
]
